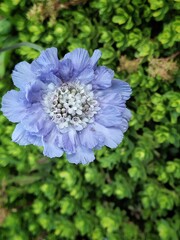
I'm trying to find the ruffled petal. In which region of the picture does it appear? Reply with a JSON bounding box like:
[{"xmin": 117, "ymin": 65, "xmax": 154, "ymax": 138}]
[
  {"xmin": 37, "ymin": 69, "xmax": 62, "ymax": 86},
  {"xmin": 12, "ymin": 123, "xmax": 30, "ymax": 145},
  {"xmin": 25, "ymin": 81, "xmax": 46, "ymax": 103},
  {"xmin": 119, "ymin": 118, "xmax": 129, "ymax": 133},
  {"xmin": 111, "ymin": 79, "xmax": 132, "ymax": 100},
  {"xmin": 95, "ymin": 105, "xmax": 131, "ymax": 132},
  {"xmin": 95, "ymin": 85, "xmax": 131, "ymax": 131},
  {"xmin": 93, "ymin": 122, "xmax": 124, "ymax": 148},
  {"xmin": 64, "ymin": 48, "xmax": 90, "ymax": 73},
  {"xmin": 58, "ymin": 58, "xmax": 74, "ymax": 82},
  {"xmin": 22, "ymin": 104, "xmax": 54, "ymax": 135},
  {"xmin": 1, "ymin": 90, "xmax": 29, "ymax": 123},
  {"xmin": 95, "ymin": 90, "xmax": 122, "ymax": 106},
  {"xmin": 94, "ymin": 79, "xmax": 132, "ymax": 101},
  {"xmin": 31, "ymin": 47, "xmax": 59, "ymax": 72},
  {"xmin": 27, "ymin": 133, "xmax": 43, "ymax": 146},
  {"xmin": 76, "ymin": 65, "xmax": 95, "ymax": 84},
  {"xmin": 90, "ymin": 49, "xmax": 102, "ymax": 68},
  {"xmin": 62, "ymin": 129, "xmax": 77, "ymax": 154},
  {"xmin": 12, "ymin": 123, "xmax": 43, "ymax": 146},
  {"xmin": 12, "ymin": 61, "xmax": 36, "ymax": 90},
  {"xmin": 118, "ymin": 109, "xmax": 132, "ymax": 133},
  {"xmin": 95, "ymin": 105, "xmax": 122, "ymax": 127},
  {"xmin": 93, "ymin": 66, "xmax": 114, "ymax": 89},
  {"xmin": 122, "ymin": 108, "xmax": 132, "ymax": 121},
  {"xmin": 42, "ymin": 126, "xmax": 63, "ymax": 158},
  {"xmin": 79, "ymin": 124, "xmax": 104, "ymax": 149},
  {"xmin": 66, "ymin": 146, "xmax": 95, "ymax": 164}
]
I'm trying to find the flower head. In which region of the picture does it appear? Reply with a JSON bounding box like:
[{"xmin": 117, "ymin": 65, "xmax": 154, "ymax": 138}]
[{"xmin": 1, "ymin": 48, "xmax": 132, "ymax": 164}]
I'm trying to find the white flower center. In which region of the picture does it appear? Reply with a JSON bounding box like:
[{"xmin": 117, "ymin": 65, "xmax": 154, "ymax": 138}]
[{"xmin": 42, "ymin": 82, "xmax": 100, "ymax": 131}]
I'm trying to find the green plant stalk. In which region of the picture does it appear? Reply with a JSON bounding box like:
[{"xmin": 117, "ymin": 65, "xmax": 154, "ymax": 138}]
[{"xmin": 0, "ymin": 42, "xmax": 44, "ymax": 53}]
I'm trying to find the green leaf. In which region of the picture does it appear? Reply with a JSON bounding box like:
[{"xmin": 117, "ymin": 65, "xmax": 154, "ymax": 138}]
[{"xmin": 112, "ymin": 15, "xmax": 128, "ymax": 25}]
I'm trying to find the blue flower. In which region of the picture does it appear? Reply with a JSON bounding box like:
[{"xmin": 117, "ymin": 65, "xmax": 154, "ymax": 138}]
[{"xmin": 1, "ymin": 48, "xmax": 132, "ymax": 164}]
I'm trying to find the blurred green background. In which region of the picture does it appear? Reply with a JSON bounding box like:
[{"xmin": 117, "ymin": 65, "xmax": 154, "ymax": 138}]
[{"xmin": 0, "ymin": 0, "xmax": 180, "ymax": 239}]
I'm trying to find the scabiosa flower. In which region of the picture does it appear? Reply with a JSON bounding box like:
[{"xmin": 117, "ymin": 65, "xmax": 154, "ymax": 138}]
[{"xmin": 1, "ymin": 48, "xmax": 132, "ymax": 164}]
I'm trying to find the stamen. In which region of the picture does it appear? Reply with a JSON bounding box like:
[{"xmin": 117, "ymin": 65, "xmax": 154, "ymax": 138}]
[{"xmin": 42, "ymin": 82, "xmax": 100, "ymax": 130}]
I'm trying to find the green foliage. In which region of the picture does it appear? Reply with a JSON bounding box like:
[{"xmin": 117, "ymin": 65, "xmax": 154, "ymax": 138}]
[{"xmin": 0, "ymin": 0, "xmax": 180, "ymax": 239}]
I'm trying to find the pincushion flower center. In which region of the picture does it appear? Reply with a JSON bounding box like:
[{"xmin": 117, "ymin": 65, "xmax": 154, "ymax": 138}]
[{"xmin": 42, "ymin": 82, "xmax": 100, "ymax": 130}]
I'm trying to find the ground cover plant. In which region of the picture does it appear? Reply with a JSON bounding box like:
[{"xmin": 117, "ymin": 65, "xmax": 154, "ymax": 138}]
[{"xmin": 0, "ymin": 0, "xmax": 180, "ymax": 239}]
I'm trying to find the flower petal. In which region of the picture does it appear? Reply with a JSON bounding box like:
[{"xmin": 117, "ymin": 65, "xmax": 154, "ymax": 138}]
[
  {"xmin": 12, "ymin": 123, "xmax": 43, "ymax": 146},
  {"xmin": 95, "ymin": 91, "xmax": 122, "ymax": 106},
  {"xmin": 95, "ymin": 105, "xmax": 131, "ymax": 132},
  {"xmin": 95, "ymin": 79, "xmax": 132, "ymax": 101},
  {"xmin": 62, "ymin": 129, "xmax": 77, "ymax": 154},
  {"xmin": 118, "ymin": 109, "xmax": 132, "ymax": 133},
  {"xmin": 27, "ymin": 134, "xmax": 43, "ymax": 146},
  {"xmin": 22, "ymin": 104, "xmax": 54, "ymax": 135},
  {"xmin": 66, "ymin": 146, "xmax": 95, "ymax": 164},
  {"xmin": 76, "ymin": 65, "xmax": 95, "ymax": 84},
  {"xmin": 42, "ymin": 126, "xmax": 63, "ymax": 158},
  {"xmin": 95, "ymin": 105, "xmax": 122, "ymax": 127},
  {"xmin": 31, "ymin": 47, "xmax": 59, "ymax": 72},
  {"xmin": 93, "ymin": 66, "xmax": 114, "ymax": 89},
  {"xmin": 93, "ymin": 122, "xmax": 124, "ymax": 148},
  {"xmin": 1, "ymin": 90, "xmax": 29, "ymax": 123},
  {"xmin": 37, "ymin": 69, "xmax": 62, "ymax": 86},
  {"xmin": 64, "ymin": 48, "xmax": 90, "ymax": 72},
  {"xmin": 12, "ymin": 61, "xmax": 36, "ymax": 90},
  {"xmin": 58, "ymin": 58, "xmax": 74, "ymax": 82},
  {"xmin": 25, "ymin": 81, "xmax": 46, "ymax": 103},
  {"xmin": 79, "ymin": 124, "xmax": 104, "ymax": 149},
  {"xmin": 119, "ymin": 118, "xmax": 129, "ymax": 133},
  {"xmin": 90, "ymin": 49, "xmax": 102, "ymax": 68},
  {"xmin": 12, "ymin": 123, "xmax": 30, "ymax": 145},
  {"xmin": 111, "ymin": 79, "xmax": 132, "ymax": 100},
  {"xmin": 122, "ymin": 108, "xmax": 132, "ymax": 121}
]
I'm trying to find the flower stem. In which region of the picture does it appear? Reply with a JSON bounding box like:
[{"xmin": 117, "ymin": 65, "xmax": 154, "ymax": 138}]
[{"xmin": 0, "ymin": 42, "xmax": 44, "ymax": 53}]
